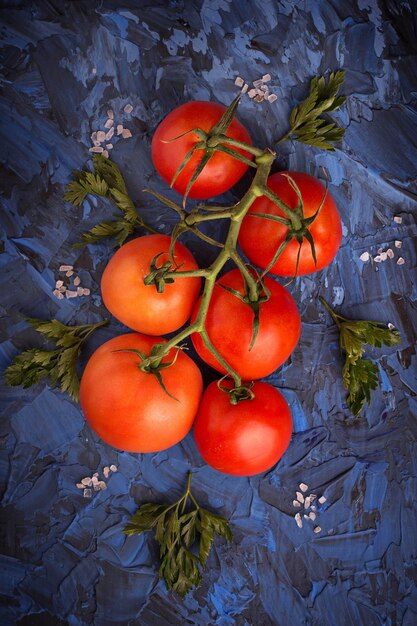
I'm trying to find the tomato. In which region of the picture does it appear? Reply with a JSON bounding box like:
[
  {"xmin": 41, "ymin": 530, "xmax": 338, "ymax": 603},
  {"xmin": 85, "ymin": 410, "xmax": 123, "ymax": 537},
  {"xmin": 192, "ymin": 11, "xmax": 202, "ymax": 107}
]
[
  {"xmin": 151, "ymin": 101, "xmax": 253, "ymax": 199},
  {"xmin": 80, "ymin": 333, "xmax": 203, "ymax": 453},
  {"xmin": 101, "ymin": 234, "xmax": 201, "ymax": 335},
  {"xmin": 191, "ymin": 269, "xmax": 301, "ymax": 379},
  {"xmin": 238, "ymin": 171, "xmax": 342, "ymax": 276},
  {"xmin": 193, "ymin": 380, "xmax": 292, "ymax": 476}
]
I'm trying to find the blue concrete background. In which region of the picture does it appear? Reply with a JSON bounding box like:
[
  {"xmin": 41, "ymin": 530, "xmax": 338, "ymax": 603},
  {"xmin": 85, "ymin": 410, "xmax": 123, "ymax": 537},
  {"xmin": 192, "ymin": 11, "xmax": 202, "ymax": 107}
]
[{"xmin": 1, "ymin": 1, "xmax": 417, "ymax": 624}]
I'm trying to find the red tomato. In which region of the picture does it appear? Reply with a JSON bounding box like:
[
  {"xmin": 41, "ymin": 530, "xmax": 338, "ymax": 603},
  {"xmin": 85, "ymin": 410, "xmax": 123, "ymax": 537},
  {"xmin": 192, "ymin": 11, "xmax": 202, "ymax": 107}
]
[
  {"xmin": 191, "ymin": 269, "xmax": 301, "ymax": 379},
  {"xmin": 193, "ymin": 380, "xmax": 292, "ymax": 476},
  {"xmin": 238, "ymin": 171, "xmax": 342, "ymax": 276},
  {"xmin": 101, "ymin": 234, "xmax": 201, "ymax": 335},
  {"xmin": 151, "ymin": 101, "xmax": 253, "ymax": 199},
  {"xmin": 80, "ymin": 333, "xmax": 203, "ymax": 453}
]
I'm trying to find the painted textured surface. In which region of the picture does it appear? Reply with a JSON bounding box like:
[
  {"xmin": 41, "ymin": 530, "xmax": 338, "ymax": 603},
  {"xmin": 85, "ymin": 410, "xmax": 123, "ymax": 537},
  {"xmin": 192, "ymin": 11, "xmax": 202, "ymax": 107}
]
[{"xmin": 1, "ymin": 0, "xmax": 416, "ymax": 624}]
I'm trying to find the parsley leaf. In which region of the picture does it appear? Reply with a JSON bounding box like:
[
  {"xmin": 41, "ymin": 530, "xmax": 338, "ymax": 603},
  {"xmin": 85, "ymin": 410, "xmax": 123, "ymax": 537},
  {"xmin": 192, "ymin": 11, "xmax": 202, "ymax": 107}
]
[
  {"xmin": 123, "ymin": 472, "xmax": 232, "ymax": 598},
  {"xmin": 5, "ymin": 318, "xmax": 108, "ymax": 401},
  {"xmin": 320, "ymin": 297, "xmax": 401, "ymax": 415},
  {"xmin": 278, "ymin": 71, "xmax": 347, "ymax": 151},
  {"xmin": 64, "ymin": 155, "xmax": 158, "ymax": 247}
]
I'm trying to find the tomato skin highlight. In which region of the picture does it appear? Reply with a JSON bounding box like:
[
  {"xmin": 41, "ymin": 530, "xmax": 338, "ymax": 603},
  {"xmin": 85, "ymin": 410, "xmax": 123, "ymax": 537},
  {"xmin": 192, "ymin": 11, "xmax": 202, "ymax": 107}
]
[
  {"xmin": 101, "ymin": 234, "xmax": 201, "ymax": 336},
  {"xmin": 151, "ymin": 101, "xmax": 253, "ymax": 199},
  {"xmin": 79, "ymin": 333, "xmax": 203, "ymax": 453},
  {"xmin": 238, "ymin": 171, "xmax": 342, "ymax": 276},
  {"xmin": 191, "ymin": 269, "xmax": 301, "ymax": 379},
  {"xmin": 193, "ymin": 380, "xmax": 292, "ymax": 476}
]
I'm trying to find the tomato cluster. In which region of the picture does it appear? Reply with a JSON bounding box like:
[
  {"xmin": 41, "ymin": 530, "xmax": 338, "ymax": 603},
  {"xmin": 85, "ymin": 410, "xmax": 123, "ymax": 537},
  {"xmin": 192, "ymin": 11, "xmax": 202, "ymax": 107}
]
[{"xmin": 80, "ymin": 100, "xmax": 342, "ymax": 476}]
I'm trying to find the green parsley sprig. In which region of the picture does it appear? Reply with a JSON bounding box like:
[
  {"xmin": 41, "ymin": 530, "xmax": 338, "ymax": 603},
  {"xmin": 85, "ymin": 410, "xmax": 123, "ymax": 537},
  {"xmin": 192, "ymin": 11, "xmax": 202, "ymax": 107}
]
[
  {"xmin": 320, "ymin": 297, "xmax": 401, "ymax": 415},
  {"xmin": 124, "ymin": 472, "xmax": 232, "ymax": 598},
  {"xmin": 277, "ymin": 71, "xmax": 346, "ymax": 151},
  {"xmin": 64, "ymin": 155, "xmax": 158, "ymax": 247},
  {"xmin": 5, "ymin": 318, "xmax": 108, "ymax": 401}
]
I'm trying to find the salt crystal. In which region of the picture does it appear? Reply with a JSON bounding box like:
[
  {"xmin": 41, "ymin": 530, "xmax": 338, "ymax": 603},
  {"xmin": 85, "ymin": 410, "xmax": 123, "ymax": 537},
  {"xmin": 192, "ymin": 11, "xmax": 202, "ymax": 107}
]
[
  {"xmin": 66, "ymin": 290, "xmax": 78, "ymax": 298},
  {"xmin": 96, "ymin": 131, "xmax": 106, "ymax": 142},
  {"xmin": 83, "ymin": 488, "xmax": 92, "ymax": 498},
  {"xmin": 109, "ymin": 464, "xmax": 117, "ymax": 472},
  {"xmin": 81, "ymin": 477, "xmax": 92, "ymax": 486},
  {"xmin": 299, "ymin": 483, "xmax": 308, "ymax": 492},
  {"xmin": 106, "ymin": 143, "xmax": 113, "ymax": 150},
  {"xmin": 124, "ymin": 104, "xmax": 133, "ymax": 114},
  {"xmin": 248, "ymin": 88, "xmax": 257, "ymax": 98},
  {"xmin": 293, "ymin": 500, "xmax": 301, "ymax": 508},
  {"xmin": 77, "ymin": 287, "xmax": 84, "ymax": 296},
  {"xmin": 105, "ymin": 127, "xmax": 114, "ymax": 141},
  {"xmin": 73, "ymin": 276, "xmax": 81, "ymax": 286},
  {"xmin": 89, "ymin": 145, "xmax": 104, "ymax": 153},
  {"xmin": 313, "ymin": 526, "xmax": 321, "ymax": 534},
  {"xmin": 253, "ymin": 79, "xmax": 263, "ymax": 87},
  {"xmin": 309, "ymin": 494, "xmax": 317, "ymax": 501},
  {"xmin": 93, "ymin": 140, "xmax": 102, "ymax": 147},
  {"xmin": 107, "ymin": 109, "xmax": 114, "ymax": 119},
  {"xmin": 311, "ymin": 505, "xmax": 317, "ymax": 511},
  {"xmin": 93, "ymin": 482, "xmax": 101, "ymax": 491},
  {"xmin": 397, "ymin": 257, "xmax": 405, "ymax": 265},
  {"xmin": 82, "ymin": 288, "xmax": 91, "ymax": 296},
  {"xmin": 386, "ymin": 248, "xmax": 394, "ymax": 259},
  {"xmin": 59, "ymin": 265, "xmax": 73, "ymax": 272},
  {"xmin": 394, "ymin": 216, "xmax": 402, "ymax": 224},
  {"xmin": 234, "ymin": 76, "xmax": 244, "ymax": 87},
  {"xmin": 66, "ymin": 270, "xmax": 74, "ymax": 277},
  {"xmin": 254, "ymin": 94, "xmax": 265, "ymax": 103},
  {"xmin": 388, "ymin": 323, "xmax": 395, "ymax": 330},
  {"xmin": 262, "ymin": 73, "xmax": 271, "ymax": 82},
  {"xmin": 103, "ymin": 466, "xmax": 110, "ymax": 478},
  {"xmin": 53, "ymin": 289, "xmax": 64, "ymax": 299},
  {"xmin": 304, "ymin": 497, "xmax": 311, "ymax": 509},
  {"xmin": 295, "ymin": 512, "xmax": 303, "ymax": 528},
  {"xmin": 303, "ymin": 514, "xmax": 310, "ymax": 520},
  {"xmin": 116, "ymin": 124, "xmax": 124, "ymax": 135},
  {"xmin": 93, "ymin": 473, "xmax": 99, "ymax": 478},
  {"xmin": 97, "ymin": 481, "xmax": 107, "ymax": 490},
  {"xmin": 359, "ymin": 251, "xmax": 370, "ymax": 262},
  {"xmin": 395, "ymin": 240, "xmax": 402, "ymax": 248},
  {"xmin": 241, "ymin": 84, "xmax": 249, "ymax": 94},
  {"xmin": 102, "ymin": 150, "xmax": 109, "ymax": 158},
  {"xmin": 373, "ymin": 255, "xmax": 383, "ymax": 263},
  {"xmin": 55, "ymin": 280, "xmax": 64, "ymax": 288},
  {"xmin": 121, "ymin": 129, "xmax": 132, "ymax": 139},
  {"xmin": 296, "ymin": 491, "xmax": 304, "ymax": 503},
  {"xmin": 318, "ymin": 496, "xmax": 327, "ymax": 504},
  {"xmin": 104, "ymin": 118, "xmax": 113, "ymax": 129},
  {"xmin": 76, "ymin": 483, "xmax": 84, "ymax": 489},
  {"xmin": 91, "ymin": 131, "xmax": 97, "ymax": 142},
  {"xmin": 267, "ymin": 94, "xmax": 278, "ymax": 103},
  {"xmin": 308, "ymin": 511, "xmax": 317, "ymax": 521}
]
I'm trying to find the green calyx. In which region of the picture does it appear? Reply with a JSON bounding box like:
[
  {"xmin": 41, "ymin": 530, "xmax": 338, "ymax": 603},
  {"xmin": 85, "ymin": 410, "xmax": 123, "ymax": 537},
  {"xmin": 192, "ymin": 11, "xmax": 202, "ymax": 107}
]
[
  {"xmin": 218, "ymin": 378, "xmax": 255, "ymax": 405},
  {"xmin": 144, "ymin": 252, "xmax": 184, "ymax": 293}
]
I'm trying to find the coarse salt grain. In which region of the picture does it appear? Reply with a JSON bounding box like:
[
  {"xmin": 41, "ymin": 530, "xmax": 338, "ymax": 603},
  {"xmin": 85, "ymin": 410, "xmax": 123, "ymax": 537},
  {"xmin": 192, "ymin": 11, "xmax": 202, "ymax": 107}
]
[
  {"xmin": 394, "ymin": 216, "xmax": 402, "ymax": 223},
  {"xmin": 296, "ymin": 491, "xmax": 304, "ymax": 503},
  {"xmin": 76, "ymin": 483, "xmax": 84, "ymax": 489},
  {"xmin": 308, "ymin": 511, "xmax": 317, "ymax": 521},
  {"xmin": 267, "ymin": 94, "xmax": 278, "ymax": 103},
  {"xmin": 66, "ymin": 270, "xmax": 74, "ymax": 277},
  {"xmin": 318, "ymin": 496, "xmax": 327, "ymax": 504},
  {"xmin": 97, "ymin": 481, "xmax": 107, "ymax": 490},
  {"xmin": 235, "ymin": 76, "xmax": 245, "ymax": 87},
  {"xmin": 83, "ymin": 488, "xmax": 93, "ymax": 498},
  {"xmin": 89, "ymin": 146, "xmax": 103, "ymax": 153},
  {"xmin": 241, "ymin": 84, "xmax": 249, "ymax": 93},
  {"xmin": 397, "ymin": 257, "xmax": 405, "ymax": 265},
  {"xmin": 77, "ymin": 287, "xmax": 84, "ymax": 296},
  {"xmin": 117, "ymin": 124, "xmax": 123, "ymax": 135},
  {"xmin": 105, "ymin": 127, "xmax": 114, "ymax": 141},
  {"xmin": 121, "ymin": 129, "xmax": 132, "ymax": 139},
  {"xmin": 311, "ymin": 505, "xmax": 317, "ymax": 511},
  {"xmin": 293, "ymin": 500, "xmax": 301, "ymax": 508},
  {"xmin": 103, "ymin": 466, "xmax": 110, "ymax": 478},
  {"xmin": 91, "ymin": 131, "xmax": 97, "ymax": 141},
  {"xmin": 313, "ymin": 526, "xmax": 321, "ymax": 534},
  {"xmin": 81, "ymin": 477, "xmax": 92, "ymax": 486},
  {"xmin": 53, "ymin": 290, "xmax": 64, "ymax": 299},
  {"xmin": 66, "ymin": 290, "xmax": 78, "ymax": 298},
  {"xmin": 104, "ymin": 118, "xmax": 113, "ymax": 129},
  {"xmin": 295, "ymin": 512, "xmax": 303, "ymax": 528},
  {"xmin": 73, "ymin": 276, "xmax": 81, "ymax": 286},
  {"xmin": 248, "ymin": 88, "xmax": 257, "ymax": 98},
  {"xmin": 124, "ymin": 104, "xmax": 133, "ymax": 114},
  {"xmin": 109, "ymin": 464, "xmax": 117, "ymax": 472},
  {"xmin": 299, "ymin": 483, "xmax": 308, "ymax": 492},
  {"xmin": 309, "ymin": 494, "xmax": 317, "ymax": 501},
  {"xmin": 388, "ymin": 323, "xmax": 395, "ymax": 330},
  {"xmin": 59, "ymin": 265, "xmax": 73, "ymax": 272},
  {"xmin": 395, "ymin": 240, "xmax": 402, "ymax": 248},
  {"xmin": 82, "ymin": 288, "xmax": 91, "ymax": 296},
  {"xmin": 262, "ymin": 73, "xmax": 271, "ymax": 82},
  {"xmin": 106, "ymin": 143, "xmax": 113, "ymax": 150},
  {"xmin": 386, "ymin": 248, "xmax": 394, "ymax": 259},
  {"xmin": 107, "ymin": 109, "xmax": 114, "ymax": 119},
  {"xmin": 102, "ymin": 150, "xmax": 109, "ymax": 158},
  {"xmin": 359, "ymin": 251, "xmax": 370, "ymax": 262},
  {"xmin": 55, "ymin": 280, "xmax": 64, "ymax": 288},
  {"xmin": 96, "ymin": 131, "xmax": 106, "ymax": 142},
  {"xmin": 304, "ymin": 497, "xmax": 311, "ymax": 509}
]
